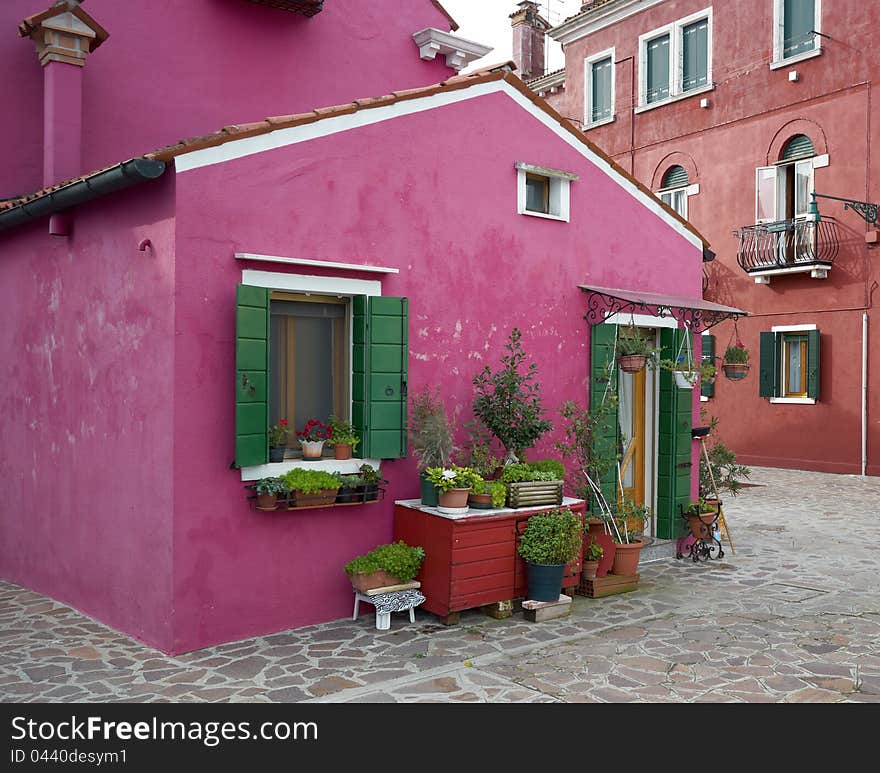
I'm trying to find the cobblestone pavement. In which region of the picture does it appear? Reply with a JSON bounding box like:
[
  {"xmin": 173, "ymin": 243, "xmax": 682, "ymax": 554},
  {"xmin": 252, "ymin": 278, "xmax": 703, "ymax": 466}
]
[{"xmin": 2, "ymin": 467, "xmax": 878, "ymax": 703}]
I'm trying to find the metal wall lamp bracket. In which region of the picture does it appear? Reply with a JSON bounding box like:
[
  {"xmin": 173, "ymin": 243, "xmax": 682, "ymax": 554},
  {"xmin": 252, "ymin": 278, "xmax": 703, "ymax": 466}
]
[{"xmin": 808, "ymin": 192, "xmax": 878, "ymax": 227}]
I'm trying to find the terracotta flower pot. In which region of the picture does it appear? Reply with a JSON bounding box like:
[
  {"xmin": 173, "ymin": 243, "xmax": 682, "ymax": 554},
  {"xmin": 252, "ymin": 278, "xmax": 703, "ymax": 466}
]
[
  {"xmin": 722, "ymin": 362, "xmax": 750, "ymax": 380},
  {"xmin": 582, "ymin": 560, "xmax": 599, "ymax": 580},
  {"xmin": 349, "ymin": 570, "xmax": 401, "ymax": 592},
  {"xmin": 333, "ymin": 443, "xmax": 352, "ymax": 460},
  {"xmin": 617, "ymin": 354, "xmax": 647, "ymax": 373},
  {"xmin": 299, "ymin": 439, "xmax": 325, "ymax": 459},
  {"xmin": 256, "ymin": 493, "xmax": 278, "ymax": 510},
  {"xmin": 687, "ymin": 513, "xmax": 716, "ymax": 539},
  {"xmin": 468, "ymin": 492, "xmax": 494, "ymax": 509},
  {"xmin": 611, "ymin": 540, "xmax": 643, "ymax": 575},
  {"xmin": 438, "ymin": 487, "xmax": 470, "ymax": 511}
]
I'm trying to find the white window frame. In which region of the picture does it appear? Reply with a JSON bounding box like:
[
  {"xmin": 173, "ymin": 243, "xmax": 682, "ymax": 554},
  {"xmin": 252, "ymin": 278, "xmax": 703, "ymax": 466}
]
[
  {"xmin": 583, "ymin": 46, "xmax": 615, "ymax": 129},
  {"xmin": 239, "ymin": 268, "xmax": 383, "ymax": 480},
  {"xmin": 657, "ymin": 182, "xmax": 699, "ymax": 219},
  {"xmin": 515, "ymin": 162, "xmax": 577, "ymax": 222},
  {"xmin": 637, "ymin": 7, "xmax": 713, "ymax": 112},
  {"xmin": 755, "ymin": 154, "xmax": 822, "ymax": 224},
  {"xmin": 769, "ymin": 323, "xmax": 817, "ymax": 405},
  {"xmin": 771, "ymin": 0, "xmax": 822, "ymax": 69}
]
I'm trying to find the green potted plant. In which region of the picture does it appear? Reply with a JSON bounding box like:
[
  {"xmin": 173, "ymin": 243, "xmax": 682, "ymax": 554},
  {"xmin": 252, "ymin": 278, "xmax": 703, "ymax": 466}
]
[
  {"xmin": 359, "ymin": 463, "xmax": 385, "ymax": 502},
  {"xmin": 268, "ymin": 419, "xmax": 290, "ymax": 462},
  {"xmin": 424, "ymin": 465, "xmax": 479, "ymax": 513},
  {"xmin": 327, "ymin": 415, "xmax": 360, "ymax": 460},
  {"xmin": 468, "ymin": 479, "xmax": 508, "ymax": 509},
  {"xmin": 344, "ymin": 541, "xmax": 426, "ymax": 592},
  {"xmin": 409, "ymin": 386, "xmax": 456, "ymax": 507},
  {"xmin": 335, "ymin": 473, "xmax": 366, "ymax": 504},
  {"xmin": 253, "ymin": 476, "xmax": 286, "ymax": 510},
  {"xmin": 608, "ymin": 496, "xmax": 649, "ymax": 576},
  {"xmin": 684, "ymin": 498, "xmax": 719, "ymax": 539},
  {"xmin": 616, "ymin": 325, "xmax": 660, "ymax": 373},
  {"xmin": 472, "ymin": 327, "xmax": 552, "ymax": 464},
  {"xmin": 721, "ymin": 343, "xmax": 750, "ymax": 380},
  {"xmin": 658, "ymin": 356, "xmax": 715, "ymax": 389},
  {"xmin": 295, "ymin": 419, "xmax": 331, "ymax": 459},
  {"xmin": 582, "ymin": 536, "xmax": 604, "ymax": 580},
  {"xmin": 500, "ymin": 462, "xmax": 564, "ymax": 508},
  {"xmin": 517, "ymin": 507, "xmax": 583, "ymax": 602},
  {"xmin": 280, "ymin": 468, "xmax": 342, "ymax": 508}
]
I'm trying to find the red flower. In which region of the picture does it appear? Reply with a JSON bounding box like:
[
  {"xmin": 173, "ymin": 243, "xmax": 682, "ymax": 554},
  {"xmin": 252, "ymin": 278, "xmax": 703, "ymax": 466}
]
[{"xmin": 279, "ymin": 419, "xmax": 288, "ymax": 426}]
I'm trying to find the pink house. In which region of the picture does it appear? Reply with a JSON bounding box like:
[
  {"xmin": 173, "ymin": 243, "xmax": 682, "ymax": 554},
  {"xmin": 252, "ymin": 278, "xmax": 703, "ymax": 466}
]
[{"xmin": 0, "ymin": 2, "xmax": 740, "ymax": 654}]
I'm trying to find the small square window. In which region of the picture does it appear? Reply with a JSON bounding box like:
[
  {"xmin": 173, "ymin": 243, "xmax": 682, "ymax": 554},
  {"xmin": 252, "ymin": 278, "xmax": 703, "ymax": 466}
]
[
  {"xmin": 525, "ymin": 173, "xmax": 550, "ymax": 214},
  {"xmin": 515, "ymin": 162, "xmax": 576, "ymax": 222}
]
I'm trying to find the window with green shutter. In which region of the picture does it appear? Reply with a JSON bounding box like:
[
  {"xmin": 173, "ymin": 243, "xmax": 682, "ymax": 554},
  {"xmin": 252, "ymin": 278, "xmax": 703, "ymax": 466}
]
[
  {"xmin": 352, "ymin": 296, "xmax": 409, "ymax": 459},
  {"xmin": 646, "ymin": 33, "xmax": 670, "ymax": 103},
  {"xmin": 235, "ymin": 285, "xmax": 271, "ymax": 468},
  {"xmin": 783, "ymin": 0, "xmax": 816, "ymax": 58},
  {"xmin": 656, "ymin": 328, "xmax": 693, "ymax": 539},
  {"xmin": 701, "ymin": 334, "xmax": 715, "ymax": 398},
  {"xmin": 759, "ymin": 328, "xmax": 820, "ymax": 401},
  {"xmin": 591, "ymin": 57, "xmax": 612, "ymax": 122},
  {"xmin": 682, "ymin": 18, "xmax": 708, "ymax": 91}
]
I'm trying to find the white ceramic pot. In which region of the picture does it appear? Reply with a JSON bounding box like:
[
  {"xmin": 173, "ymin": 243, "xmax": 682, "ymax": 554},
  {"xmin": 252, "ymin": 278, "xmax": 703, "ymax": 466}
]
[{"xmin": 299, "ymin": 439, "xmax": 325, "ymax": 459}]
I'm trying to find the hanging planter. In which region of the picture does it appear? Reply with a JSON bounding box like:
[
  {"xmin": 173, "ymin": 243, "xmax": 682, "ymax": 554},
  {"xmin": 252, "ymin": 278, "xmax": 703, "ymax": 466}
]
[
  {"xmin": 617, "ymin": 354, "xmax": 648, "ymax": 373},
  {"xmin": 614, "ymin": 324, "xmax": 659, "ymax": 374},
  {"xmin": 673, "ymin": 369, "xmax": 700, "ymax": 389},
  {"xmin": 722, "ymin": 343, "xmax": 751, "ymax": 381}
]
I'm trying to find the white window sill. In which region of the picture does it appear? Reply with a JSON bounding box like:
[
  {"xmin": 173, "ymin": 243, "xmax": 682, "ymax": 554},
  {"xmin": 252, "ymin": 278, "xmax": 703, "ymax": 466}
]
[
  {"xmin": 583, "ymin": 115, "xmax": 615, "ymax": 130},
  {"xmin": 700, "ymin": 395, "xmax": 709, "ymax": 402},
  {"xmin": 769, "ymin": 397, "xmax": 816, "ymax": 405},
  {"xmin": 519, "ymin": 209, "xmax": 569, "ymax": 222},
  {"xmin": 241, "ymin": 458, "xmax": 382, "ymax": 482},
  {"xmin": 635, "ymin": 83, "xmax": 714, "ymax": 114},
  {"xmin": 770, "ymin": 47, "xmax": 822, "ymax": 70}
]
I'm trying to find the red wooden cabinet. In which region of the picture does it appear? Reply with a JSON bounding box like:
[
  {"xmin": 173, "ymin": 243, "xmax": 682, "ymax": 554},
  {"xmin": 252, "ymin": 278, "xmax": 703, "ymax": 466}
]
[{"xmin": 393, "ymin": 499, "xmax": 587, "ymax": 621}]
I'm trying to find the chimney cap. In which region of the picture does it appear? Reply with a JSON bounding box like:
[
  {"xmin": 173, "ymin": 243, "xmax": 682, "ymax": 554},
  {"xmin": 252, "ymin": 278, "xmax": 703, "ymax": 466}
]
[{"xmin": 19, "ymin": 1, "xmax": 109, "ymax": 52}]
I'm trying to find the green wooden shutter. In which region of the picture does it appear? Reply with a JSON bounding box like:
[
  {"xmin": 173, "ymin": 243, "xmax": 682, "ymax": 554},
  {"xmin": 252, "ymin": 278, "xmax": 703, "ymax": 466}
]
[
  {"xmin": 807, "ymin": 329, "xmax": 821, "ymax": 400},
  {"xmin": 235, "ymin": 284, "xmax": 270, "ymax": 468},
  {"xmin": 589, "ymin": 323, "xmax": 620, "ymax": 513},
  {"xmin": 701, "ymin": 334, "xmax": 715, "ymax": 398},
  {"xmin": 759, "ymin": 331, "xmax": 779, "ymax": 398},
  {"xmin": 646, "ymin": 34, "xmax": 670, "ymax": 103},
  {"xmin": 353, "ymin": 296, "xmax": 408, "ymax": 459},
  {"xmin": 782, "ymin": 134, "xmax": 815, "ymax": 160},
  {"xmin": 656, "ymin": 328, "xmax": 692, "ymax": 539},
  {"xmin": 661, "ymin": 165, "xmax": 689, "ymax": 190},
  {"xmin": 591, "ymin": 57, "xmax": 612, "ymax": 122},
  {"xmin": 784, "ymin": 0, "xmax": 815, "ymax": 58},
  {"xmin": 682, "ymin": 18, "xmax": 709, "ymax": 91}
]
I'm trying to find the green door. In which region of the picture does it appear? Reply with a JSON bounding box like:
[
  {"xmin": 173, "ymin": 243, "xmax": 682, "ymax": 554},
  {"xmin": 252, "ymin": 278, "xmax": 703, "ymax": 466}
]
[{"xmin": 589, "ymin": 323, "xmax": 620, "ymax": 514}]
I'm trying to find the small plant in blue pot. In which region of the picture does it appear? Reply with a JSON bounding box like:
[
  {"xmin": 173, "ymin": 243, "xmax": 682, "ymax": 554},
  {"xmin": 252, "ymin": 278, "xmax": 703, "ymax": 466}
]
[{"xmin": 517, "ymin": 507, "xmax": 583, "ymax": 602}]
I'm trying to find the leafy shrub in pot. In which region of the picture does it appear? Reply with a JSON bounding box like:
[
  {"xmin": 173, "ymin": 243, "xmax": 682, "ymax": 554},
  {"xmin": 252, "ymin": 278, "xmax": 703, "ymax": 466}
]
[{"xmin": 344, "ymin": 541, "xmax": 426, "ymax": 591}]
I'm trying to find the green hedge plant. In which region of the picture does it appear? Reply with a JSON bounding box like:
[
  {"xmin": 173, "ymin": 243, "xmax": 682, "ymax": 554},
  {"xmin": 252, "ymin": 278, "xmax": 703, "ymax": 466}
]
[
  {"xmin": 500, "ymin": 464, "xmax": 557, "ymax": 484},
  {"xmin": 517, "ymin": 508, "xmax": 583, "ymax": 566},
  {"xmin": 281, "ymin": 468, "xmax": 342, "ymax": 493},
  {"xmin": 344, "ymin": 542, "xmax": 426, "ymax": 583}
]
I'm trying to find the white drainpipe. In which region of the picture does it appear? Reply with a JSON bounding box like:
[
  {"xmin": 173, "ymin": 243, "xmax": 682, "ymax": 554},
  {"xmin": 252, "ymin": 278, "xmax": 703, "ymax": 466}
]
[{"xmin": 862, "ymin": 312, "xmax": 868, "ymax": 477}]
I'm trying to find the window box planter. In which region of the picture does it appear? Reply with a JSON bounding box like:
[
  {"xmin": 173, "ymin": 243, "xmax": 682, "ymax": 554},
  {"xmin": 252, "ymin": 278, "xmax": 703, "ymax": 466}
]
[
  {"xmin": 506, "ymin": 480, "xmax": 564, "ymax": 508},
  {"xmin": 349, "ymin": 570, "xmax": 402, "ymax": 593},
  {"xmin": 287, "ymin": 488, "xmax": 338, "ymax": 508}
]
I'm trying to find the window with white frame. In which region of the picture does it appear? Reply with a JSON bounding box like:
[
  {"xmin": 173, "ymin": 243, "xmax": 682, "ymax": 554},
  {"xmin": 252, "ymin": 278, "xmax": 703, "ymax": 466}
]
[
  {"xmin": 515, "ymin": 162, "xmax": 577, "ymax": 222},
  {"xmin": 772, "ymin": 0, "xmax": 821, "ymax": 65},
  {"xmin": 760, "ymin": 324, "xmax": 820, "ymax": 403},
  {"xmin": 638, "ymin": 7, "xmax": 712, "ymax": 109},
  {"xmin": 755, "ymin": 134, "xmax": 817, "ymax": 225},
  {"xmin": 584, "ymin": 48, "xmax": 615, "ymax": 126},
  {"xmin": 657, "ymin": 165, "xmax": 691, "ymax": 218}
]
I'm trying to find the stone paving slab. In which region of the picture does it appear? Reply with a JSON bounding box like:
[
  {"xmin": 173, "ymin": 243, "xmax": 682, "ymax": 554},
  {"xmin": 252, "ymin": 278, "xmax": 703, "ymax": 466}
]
[{"xmin": 1, "ymin": 467, "xmax": 878, "ymax": 703}]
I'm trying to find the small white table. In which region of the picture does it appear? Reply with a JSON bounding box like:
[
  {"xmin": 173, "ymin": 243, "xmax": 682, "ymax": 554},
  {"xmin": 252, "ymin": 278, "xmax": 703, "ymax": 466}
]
[{"xmin": 352, "ymin": 581, "xmax": 425, "ymax": 630}]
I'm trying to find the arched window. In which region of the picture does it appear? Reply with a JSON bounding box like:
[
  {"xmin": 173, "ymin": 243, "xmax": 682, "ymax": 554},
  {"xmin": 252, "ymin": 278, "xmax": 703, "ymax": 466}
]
[
  {"xmin": 657, "ymin": 165, "xmax": 690, "ymax": 217},
  {"xmin": 781, "ymin": 134, "xmax": 815, "ymax": 161},
  {"xmin": 756, "ymin": 135, "xmax": 816, "ymax": 224}
]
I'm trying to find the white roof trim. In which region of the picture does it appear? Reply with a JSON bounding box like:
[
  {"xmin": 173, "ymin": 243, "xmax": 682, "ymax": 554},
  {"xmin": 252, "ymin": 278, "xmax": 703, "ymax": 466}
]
[
  {"xmin": 550, "ymin": 0, "xmax": 666, "ymax": 45},
  {"xmin": 175, "ymin": 79, "xmax": 703, "ymax": 251},
  {"xmin": 235, "ymin": 253, "xmax": 399, "ymax": 274}
]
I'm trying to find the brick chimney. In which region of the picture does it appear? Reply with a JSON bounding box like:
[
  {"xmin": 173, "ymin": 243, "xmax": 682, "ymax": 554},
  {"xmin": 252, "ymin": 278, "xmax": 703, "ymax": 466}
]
[
  {"xmin": 510, "ymin": 1, "xmax": 549, "ymax": 81},
  {"xmin": 19, "ymin": 1, "xmax": 108, "ymax": 201}
]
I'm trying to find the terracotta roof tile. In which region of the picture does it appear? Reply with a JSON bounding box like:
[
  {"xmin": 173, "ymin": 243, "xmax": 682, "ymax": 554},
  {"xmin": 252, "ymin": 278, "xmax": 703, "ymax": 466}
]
[{"xmin": 431, "ymin": 1, "xmax": 459, "ymax": 32}]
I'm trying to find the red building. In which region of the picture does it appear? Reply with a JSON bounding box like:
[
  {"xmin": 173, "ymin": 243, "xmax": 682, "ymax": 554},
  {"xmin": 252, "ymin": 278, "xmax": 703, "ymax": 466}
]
[{"xmin": 514, "ymin": 0, "xmax": 879, "ymax": 476}]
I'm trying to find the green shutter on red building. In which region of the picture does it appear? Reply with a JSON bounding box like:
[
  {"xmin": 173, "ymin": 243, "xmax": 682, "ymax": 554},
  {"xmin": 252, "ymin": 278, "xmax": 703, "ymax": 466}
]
[
  {"xmin": 759, "ymin": 331, "xmax": 779, "ymax": 398},
  {"xmin": 352, "ymin": 296, "xmax": 409, "ymax": 459},
  {"xmin": 807, "ymin": 329, "xmax": 821, "ymax": 400},
  {"xmin": 701, "ymin": 334, "xmax": 715, "ymax": 398},
  {"xmin": 656, "ymin": 328, "xmax": 692, "ymax": 539},
  {"xmin": 235, "ymin": 284, "xmax": 270, "ymax": 468},
  {"xmin": 589, "ymin": 324, "xmax": 620, "ymax": 513}
]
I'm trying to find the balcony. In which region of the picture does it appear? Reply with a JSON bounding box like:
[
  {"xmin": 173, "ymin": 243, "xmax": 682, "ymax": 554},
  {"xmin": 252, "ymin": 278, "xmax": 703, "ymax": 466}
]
[{"xmin": 735, "ymin": 217, "xmax": 840, "ymax": 285}]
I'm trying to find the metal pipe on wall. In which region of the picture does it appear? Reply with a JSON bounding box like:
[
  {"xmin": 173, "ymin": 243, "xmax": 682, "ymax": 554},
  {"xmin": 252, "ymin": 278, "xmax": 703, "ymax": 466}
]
[{"xmin": 863, "ymin": 312, "xmax": 868, "ymax": 477}]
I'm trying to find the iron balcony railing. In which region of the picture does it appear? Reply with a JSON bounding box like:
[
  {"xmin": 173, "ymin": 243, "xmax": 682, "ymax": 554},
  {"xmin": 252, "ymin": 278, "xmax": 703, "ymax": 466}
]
[{"xmin": 735, "ymin": 217, "xmax": 840, "ymax": 274}]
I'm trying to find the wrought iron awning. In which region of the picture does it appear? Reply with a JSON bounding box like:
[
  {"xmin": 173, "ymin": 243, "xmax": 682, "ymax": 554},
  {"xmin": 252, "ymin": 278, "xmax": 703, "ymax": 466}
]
[{"xmin": 579, "ymin": 284, "xmax": 748, "ymax": 331}]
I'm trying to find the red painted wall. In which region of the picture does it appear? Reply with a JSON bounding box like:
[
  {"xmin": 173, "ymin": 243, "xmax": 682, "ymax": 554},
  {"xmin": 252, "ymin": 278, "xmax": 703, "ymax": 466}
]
[
  {"xmin": 0, "ymin": 0, "xmax": 455, "ymax": 198},
  {"xmin": 554, "ymin": 0, "xmax": 880, "ymax": 475}
]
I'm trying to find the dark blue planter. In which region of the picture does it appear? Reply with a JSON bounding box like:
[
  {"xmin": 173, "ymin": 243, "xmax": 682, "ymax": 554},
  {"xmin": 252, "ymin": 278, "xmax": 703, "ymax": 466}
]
[
  {"xmin": 525, "ymin": 562, "xmax": 566, "ymax": 602},
  {"xmin": 419, "ymin": 474, "xmax": 439, "ymax": 507}
]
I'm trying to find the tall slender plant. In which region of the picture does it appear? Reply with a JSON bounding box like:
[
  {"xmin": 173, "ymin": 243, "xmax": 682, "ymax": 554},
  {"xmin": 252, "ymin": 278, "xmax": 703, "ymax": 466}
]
[
  {"xmin": 472, "ymin": 328, "xmax": 552, "ymax": 464},
  {"xmin": 409, "ymin": 386, "xmax": 456, "ymax": 472}
]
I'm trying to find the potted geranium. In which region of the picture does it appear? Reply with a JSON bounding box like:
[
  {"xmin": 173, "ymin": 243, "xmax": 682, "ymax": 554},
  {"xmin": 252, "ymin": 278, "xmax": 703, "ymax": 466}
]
[
  {"xmin": 268, "ymin": 419, "xmax": 290, "ymax": 462},
  {"xmin": 722, "ymin": 343, "xmax": 750, "ymax": 380},
  {"xmin": 327, "ymin": 415, "xmax": 360, "ymax": 460},
  {"xmin": 296, "ymin": 418, "xmax": 331, "ymax": 459},
  {"xmin": 517, "ymin": 507, "xmax": 583, "ymax": 602},
  {"xmin": 344, "ymin": 541, "xmax": 426, "ymax": 592}
]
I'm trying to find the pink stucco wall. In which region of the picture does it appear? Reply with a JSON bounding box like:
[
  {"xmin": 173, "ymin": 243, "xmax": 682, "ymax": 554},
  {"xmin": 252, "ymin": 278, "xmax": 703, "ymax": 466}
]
[
  {"xmin": 0, "ymin": 175, "xmax": 177, "ymax": 651},
  {"xmin": 169, "ymin": 87, "xmax": 703, "ymax": 652},
  {"xmin": 0, "ymin": 0, "xmax": 455, "ymax": 198}
]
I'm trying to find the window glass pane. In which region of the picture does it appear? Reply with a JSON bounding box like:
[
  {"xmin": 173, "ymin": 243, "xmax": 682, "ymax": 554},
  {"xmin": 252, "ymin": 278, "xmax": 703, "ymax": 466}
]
[
  {"xmin": 785, "ymin": 337, "xmax": 807, "ymax": 395},
  {"xmin": 526, "ymin": 175, "xmax": 549, "ymax": 213},
  {"xmin": 660, "ymin": 191, "xmax": 672, "ymax": 207},
  {"xmin": 794, "ymin": 160, "xmax": 812, "ymax": 216},
  {"xmin": 646, "ymin": 34, "xmax": 670, "ymax": 103},
  {"xmin": 756, "ymin": 167, "xmax": 778, "ymax": 222},
  {"xmin": 682, "ymin": 19, "xmax": 708, "ymax": 91},
  {"xmin": 619, "ymin": 371, "xmax": 634, "ymax": 488},
  {"xmin": 591, "ymin": 57, "xmax": 612, "ymax": 122},
  {"xmin": 673, "ymin": 189, "xmax": 687, "ymax": 217},
  {"xmin": 784, "ymin": 0, "xmax": 815, "ymax": 58}
]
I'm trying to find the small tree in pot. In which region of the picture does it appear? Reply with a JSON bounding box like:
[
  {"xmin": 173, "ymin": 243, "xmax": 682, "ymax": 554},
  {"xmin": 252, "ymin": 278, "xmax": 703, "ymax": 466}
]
[
  {"xmin": 473, "ymin": 327, "xmax": 552, "ymax": 465},
  {"xmin": 517, "ymin": 507, "xmax": 583, "ymax": 602}
]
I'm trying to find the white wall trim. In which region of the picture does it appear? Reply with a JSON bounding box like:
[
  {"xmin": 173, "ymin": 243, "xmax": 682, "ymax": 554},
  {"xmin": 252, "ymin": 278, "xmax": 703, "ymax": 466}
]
[
  {"xmin": 176, "ymin": 79, "xmax": 704, "ymax": 252},
  {"xmin": 241, "ymin": 269, "xmax": 381, "ymax": 297},
  {"xmin": 411, "ymin": 27, "xmax": 493, "ymax": 71},
  {"xmin": 604, "ymin": 312, "xmax": 679, "ymax": 329},
  {"xmin": 235, "ymin": 253, "xmax": 399, "ymax": 274},
  {"xmin": 813, "ymin": 153, "xmax": 829, "ymax": 169},
  {"xmin": 550, "ymin": 0, "xmax": 667, "ymax": 45},
  {"xmin": 583, "ymin": 46, "xmax": 616, "ymax": 127},
  {"xmin": 241, "ymin": 458, "xmax": 382, "ymax": 482},
  {"xmin": 771, "ymin": 323, "xmax": 817, "ymax": 333},
  {"xmin": 772, "ymin": 0, "xmax": 822, "ymax": 66},
  {"xmin": 769, "ymin": 397, "xmax": 816, "ymax": 405}
]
